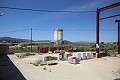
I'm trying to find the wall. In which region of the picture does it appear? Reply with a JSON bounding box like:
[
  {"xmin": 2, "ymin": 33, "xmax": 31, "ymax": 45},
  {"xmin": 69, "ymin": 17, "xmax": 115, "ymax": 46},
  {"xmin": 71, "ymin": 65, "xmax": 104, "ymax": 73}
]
[{"xmin": 0, "ymin": 44, "xmax": 9, "ymax": 55}]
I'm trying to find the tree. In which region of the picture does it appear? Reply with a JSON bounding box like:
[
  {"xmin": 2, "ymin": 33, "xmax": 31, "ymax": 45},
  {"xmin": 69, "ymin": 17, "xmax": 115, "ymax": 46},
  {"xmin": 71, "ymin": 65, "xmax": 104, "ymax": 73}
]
[{"xmin": 101, "ymin": 42, "xmax": 104, "ymax": 44}]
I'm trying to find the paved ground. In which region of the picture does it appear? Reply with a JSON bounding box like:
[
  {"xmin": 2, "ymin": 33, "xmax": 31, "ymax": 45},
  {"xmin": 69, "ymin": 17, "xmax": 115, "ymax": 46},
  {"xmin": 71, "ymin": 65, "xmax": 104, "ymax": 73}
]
[{"xmin": 1, "ymin": 53, "xmax": 120, "ymax": 80}]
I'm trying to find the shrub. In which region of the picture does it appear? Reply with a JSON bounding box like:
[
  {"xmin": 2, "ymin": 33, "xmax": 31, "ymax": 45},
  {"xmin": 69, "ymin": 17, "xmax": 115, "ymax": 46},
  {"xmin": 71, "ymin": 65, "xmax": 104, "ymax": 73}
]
[{"xmin": 33, "ymin": 60, "xmax": 42, "ymax": 66}]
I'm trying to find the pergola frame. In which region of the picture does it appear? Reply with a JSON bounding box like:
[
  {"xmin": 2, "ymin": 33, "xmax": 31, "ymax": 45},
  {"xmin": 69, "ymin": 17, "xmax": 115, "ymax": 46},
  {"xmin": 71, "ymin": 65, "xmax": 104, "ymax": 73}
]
[{"xmin": 96, "ymin": 2, "xmax": 120, "ymax": 58}]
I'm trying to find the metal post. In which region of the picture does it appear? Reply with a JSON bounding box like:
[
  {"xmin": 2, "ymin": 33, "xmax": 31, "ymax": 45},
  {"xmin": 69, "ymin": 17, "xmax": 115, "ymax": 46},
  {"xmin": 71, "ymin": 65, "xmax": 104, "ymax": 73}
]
[
  {"xmin": 118, "ymin": 22, "xmax": 120, "ymax": 54},
  {"xmin": 31, "ymin": 28, "xmax": 32, "ymax": 52},
  {"xmin": 115, "ymin": 20, "xmax": 120, "ymax": 54},
  {"xmin": 96, "ymin": 8, "xmax": 100, "ymax": 58}
]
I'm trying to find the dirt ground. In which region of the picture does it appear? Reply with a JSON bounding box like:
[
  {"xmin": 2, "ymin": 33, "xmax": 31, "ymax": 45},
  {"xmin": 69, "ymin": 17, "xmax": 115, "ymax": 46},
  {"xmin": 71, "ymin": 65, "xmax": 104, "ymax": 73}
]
[{"xmin": 6, "ymin": 53, "xmax": 120, "ymax": 80}]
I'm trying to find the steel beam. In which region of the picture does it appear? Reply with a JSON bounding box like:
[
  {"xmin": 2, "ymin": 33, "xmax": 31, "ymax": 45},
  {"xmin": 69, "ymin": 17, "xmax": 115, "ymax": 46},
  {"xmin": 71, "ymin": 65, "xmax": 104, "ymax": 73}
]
[
  {"xmin": 99, "ymin": 14, "xmax": 120, "ymax": 20},
  {"xmin": 96, "ymin": 2, "xmax": 120, "ymax": 57},
  {"xmin": 116, "ymin": 20, "xmax": 120, "ymax": 54},
  {"xmin": 118, "ymin": 23, "xmax": 120, "ymax": 54},
  {"xmin": 30, "ymin": 28, "xmax": 32, "ymax": 52},
  {"xmin": 98, "ymin": 2, "xmax": 120, "ymax": 12},
  {"xmin": 96, "ymin": 8, "xmax": 100, "ymax": 58},
  {"xmin": 115, "ymin": 20, "xmax": 120, "ymax": 23}
]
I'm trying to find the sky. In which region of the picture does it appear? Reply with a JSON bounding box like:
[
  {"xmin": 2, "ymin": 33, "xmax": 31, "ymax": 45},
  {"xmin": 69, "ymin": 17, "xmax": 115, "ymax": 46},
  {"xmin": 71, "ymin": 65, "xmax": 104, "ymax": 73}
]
[{"xmin": 0, "ymin": 0, "xmax": 120, "ymax": 42}]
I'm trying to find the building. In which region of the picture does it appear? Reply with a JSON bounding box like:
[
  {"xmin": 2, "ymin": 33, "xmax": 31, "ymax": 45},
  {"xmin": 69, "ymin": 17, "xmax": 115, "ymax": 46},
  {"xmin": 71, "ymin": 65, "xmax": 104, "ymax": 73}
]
[
  {"xmin": 54, "ymin": 28, "xmax": 63, "ymax": 47},
  {"xmin": 0, "ymin": 44, "xmax": 9, "ymax": 55}
]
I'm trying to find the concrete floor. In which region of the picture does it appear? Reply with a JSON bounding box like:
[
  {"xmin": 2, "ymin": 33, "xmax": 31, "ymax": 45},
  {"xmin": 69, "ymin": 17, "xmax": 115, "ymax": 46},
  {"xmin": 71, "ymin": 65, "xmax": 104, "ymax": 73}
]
[{"xmin": 1, "ymin": 53, "xmax": 120, "ymax": 80}]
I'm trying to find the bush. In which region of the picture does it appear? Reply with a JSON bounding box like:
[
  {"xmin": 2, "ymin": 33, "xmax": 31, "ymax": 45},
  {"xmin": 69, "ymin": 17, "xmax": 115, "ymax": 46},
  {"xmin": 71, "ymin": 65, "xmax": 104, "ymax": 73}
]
[
  {"xmin": 15, "ymin": 53, "xmax": 31, "ymax": 58},
  {"xmin": 108, "ymin": 50, "xmax": 116, "ymax": 57},
  {"xmin": 33, "ymin": 60, "xmax": 42, "ymax": 66}
]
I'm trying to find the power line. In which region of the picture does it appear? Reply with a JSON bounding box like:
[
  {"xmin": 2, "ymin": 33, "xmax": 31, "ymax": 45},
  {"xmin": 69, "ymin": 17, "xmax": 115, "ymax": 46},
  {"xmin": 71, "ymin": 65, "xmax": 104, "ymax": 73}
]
[
  {"xmin": 0, "ymin": 29, "xmax": 30, "ymax": 34},
  {"xmin": 0, "ymin": 6, "xmax": 96, "ymax": 13},
  {"xmin": 0, "ymin": 28, "xmax": 117, "ymax": 34},
  {"xmin": 64, "ymin": 29, "xmax": 117, "ymax": 30},
  {"xmin": 33, "ymin": 29, "xmax": 53, "ymax": 31},
  {"xmin": 33, "ymin": 29, "xmax": 117, "ymax": 32},
  {"xmin": 34, "ymin": 28, "xmax": 117, "ymax": 30}
]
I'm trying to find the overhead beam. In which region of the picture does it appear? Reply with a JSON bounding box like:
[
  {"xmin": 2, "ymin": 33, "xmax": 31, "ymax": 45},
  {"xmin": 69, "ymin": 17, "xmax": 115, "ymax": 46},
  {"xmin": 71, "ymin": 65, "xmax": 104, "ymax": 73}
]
[
  {"xmin": 98, "ymin": 2, "xmax": 120, "ymax": 12},
  {"xmin": 99, "ymin": 14, "xmax": 120, "ymax": 20}
]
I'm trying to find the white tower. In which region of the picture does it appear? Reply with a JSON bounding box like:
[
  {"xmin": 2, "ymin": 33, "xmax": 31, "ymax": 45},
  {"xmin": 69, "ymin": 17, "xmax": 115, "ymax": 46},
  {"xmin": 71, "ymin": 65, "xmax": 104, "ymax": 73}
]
[{"xmin": 54, "ymin": 28, "xmax": 63, "ymax": 47}]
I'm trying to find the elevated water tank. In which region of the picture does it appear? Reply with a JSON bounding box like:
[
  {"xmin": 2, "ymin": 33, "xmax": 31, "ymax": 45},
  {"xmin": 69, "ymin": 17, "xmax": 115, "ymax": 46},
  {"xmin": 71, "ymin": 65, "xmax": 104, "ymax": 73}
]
[{"xmin": 54, "ymin": 28, "xmax": 63, "ymax": 47}]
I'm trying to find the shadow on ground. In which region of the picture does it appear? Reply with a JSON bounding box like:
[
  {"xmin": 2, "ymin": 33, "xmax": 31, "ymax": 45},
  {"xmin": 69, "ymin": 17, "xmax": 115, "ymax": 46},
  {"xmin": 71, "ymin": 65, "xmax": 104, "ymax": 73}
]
[
  {"xmin": 114, "ymin": 78, "xmax": 120, "ymax": 80},
  {"xmin": 0, "ymin": 55, "xmax": 26, "ymax": 80}
]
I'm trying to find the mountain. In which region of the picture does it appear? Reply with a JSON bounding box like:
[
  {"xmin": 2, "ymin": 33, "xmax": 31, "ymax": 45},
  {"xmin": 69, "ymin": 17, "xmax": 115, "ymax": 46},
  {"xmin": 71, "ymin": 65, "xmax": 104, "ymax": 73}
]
[
  {"xmin": 0, "ymin": 37, "xmax": 31, "ymax": 42},
  {"xmin": 63, "ymin": 40, "xmax": 72, "ymax": 44},
  {"xmin": 36, "ymin": 40, "xmax": 51, "ymax": 42},
  {"xmin": 0, "ymin": 37, "xmax": 52, "ymax": 43},
  {"xmin": 75, "ymin": 41, "xmax": 95, "ymax": 43},
  {"xmin": 0, "ymin": 37, "xmax": 95, "ymax": 43}
]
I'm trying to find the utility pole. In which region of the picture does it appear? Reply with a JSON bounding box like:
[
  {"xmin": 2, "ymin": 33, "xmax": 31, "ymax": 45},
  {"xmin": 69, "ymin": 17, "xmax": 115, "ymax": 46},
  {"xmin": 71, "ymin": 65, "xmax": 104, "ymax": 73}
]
[{"xmin": 31, "ymin": 28, "xmax": 32, "ymax": 52}]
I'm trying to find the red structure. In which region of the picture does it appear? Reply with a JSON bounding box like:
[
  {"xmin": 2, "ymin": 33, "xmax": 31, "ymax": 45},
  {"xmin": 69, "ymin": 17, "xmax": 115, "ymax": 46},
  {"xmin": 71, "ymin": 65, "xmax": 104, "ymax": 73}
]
[
  {"xmin": 38, "ymin": 46, "xmax": 73, "ymax": 53},
  {"xmin": 38, "ymin": 47, "xmax": 65, "ymax": 53},
  {"xmin": 38, "ymin": 47, "xmax": 49, "ymax": 53},
  {"xmin": 96, "ymin": 2, "xmax": 120, "ymax": 57}
]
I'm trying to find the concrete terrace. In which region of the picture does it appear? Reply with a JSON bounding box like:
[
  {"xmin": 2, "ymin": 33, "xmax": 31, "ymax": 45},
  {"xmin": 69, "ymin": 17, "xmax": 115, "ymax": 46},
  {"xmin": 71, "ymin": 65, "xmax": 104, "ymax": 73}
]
[{"xmin": 0, "ymin": 53, "xmax": 119, "ymax": 80}]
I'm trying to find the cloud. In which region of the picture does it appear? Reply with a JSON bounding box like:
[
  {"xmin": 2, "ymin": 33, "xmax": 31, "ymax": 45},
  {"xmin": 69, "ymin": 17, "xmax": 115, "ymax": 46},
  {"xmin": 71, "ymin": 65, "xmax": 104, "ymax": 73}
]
[
  {"xmin": 63, "ymin": 0, "xmax": 120, "ymax": 12},
  {"xmin": 27, "ymin": 1, "xmax": 102, "ymax": 23},
  {"xmin": 63, "ymin": 1, "xmax": 101, "ymax": 11},
  {"xmin": 28, "ymin": 1, "xmax": 100, "ymax": 25}
]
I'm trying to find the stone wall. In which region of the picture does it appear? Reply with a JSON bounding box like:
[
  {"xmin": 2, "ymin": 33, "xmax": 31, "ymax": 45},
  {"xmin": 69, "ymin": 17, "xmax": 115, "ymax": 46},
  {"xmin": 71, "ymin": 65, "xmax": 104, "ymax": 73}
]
[{"xmin": 0, "ymin": 44, "xmax": 9, "ymax": 55}]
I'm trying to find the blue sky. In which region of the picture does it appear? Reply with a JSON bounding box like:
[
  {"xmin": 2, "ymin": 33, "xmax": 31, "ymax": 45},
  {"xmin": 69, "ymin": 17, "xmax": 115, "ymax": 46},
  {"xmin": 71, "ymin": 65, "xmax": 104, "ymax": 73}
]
[{"xmin": 0, "ymin": 0, "xmax": 120, "ymax": 42}]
